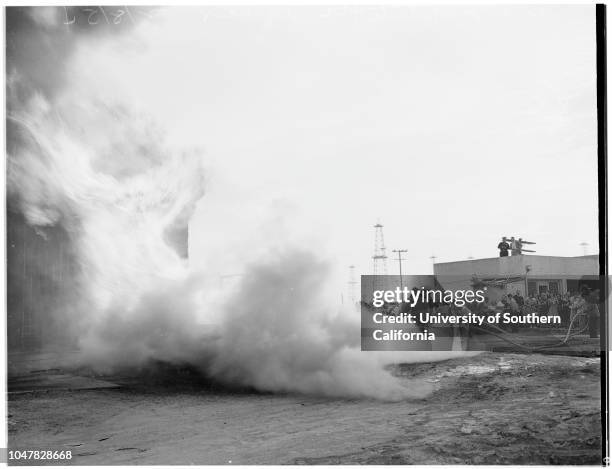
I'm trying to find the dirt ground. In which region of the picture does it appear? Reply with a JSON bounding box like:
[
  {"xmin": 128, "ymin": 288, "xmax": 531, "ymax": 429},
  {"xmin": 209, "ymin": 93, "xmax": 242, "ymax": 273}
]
[{"xmin": 8, "ymin": 352, "xmax": 603, "ymax": 465}]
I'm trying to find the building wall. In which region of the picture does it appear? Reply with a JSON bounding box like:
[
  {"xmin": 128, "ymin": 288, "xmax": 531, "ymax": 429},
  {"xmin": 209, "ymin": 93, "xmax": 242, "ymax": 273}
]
[
  {"xmin": 433, "ymin": 255, "xmax": 599, "ymax": 298},
  {"xmin": 434, "ymin": 255, "xmax": 598, "ymax": 278},
  {"xmin": 7, "ymin": 208, "xmax": 190, "ymax": 352},
  {"xmin": 7, "ymin": 209, "xmax": 78, "ymax": 351}
]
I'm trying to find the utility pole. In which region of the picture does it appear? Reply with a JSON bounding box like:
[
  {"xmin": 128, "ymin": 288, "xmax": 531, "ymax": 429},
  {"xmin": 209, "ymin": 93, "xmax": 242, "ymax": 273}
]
[
  {"xmin": 393, "ymin": 249, "xmax": 408, "ymax": 290},
  {"xmin": 580, "ymin": 242, "xmax": 589, "ymax": 256},
  {"xmin": 525, "ymin": 265, "xmax": 531, "ymax": 297}
]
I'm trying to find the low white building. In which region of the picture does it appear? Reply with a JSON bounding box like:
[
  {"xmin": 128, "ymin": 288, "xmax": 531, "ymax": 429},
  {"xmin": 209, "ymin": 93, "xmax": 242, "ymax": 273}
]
[{"xmin": 433, "ymin": 254, "xmax": 599, "ymax": 297}]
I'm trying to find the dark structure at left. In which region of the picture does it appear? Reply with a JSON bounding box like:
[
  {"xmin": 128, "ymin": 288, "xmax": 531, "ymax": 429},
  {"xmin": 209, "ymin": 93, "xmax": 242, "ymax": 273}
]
[
  {"xmin": 7, "ymin": 210, "xmax": 77, "ymax": 351},
  {"xmin": 5, "ymin": 7, "xmax": 189, "ymax": 352},
  {"xmin": 7, "ymin": 205, "xmax": 189, "ymax": 352},
  {"xmin": 5, "ymin": 114, "xmax": 190, "ymax": 352}
]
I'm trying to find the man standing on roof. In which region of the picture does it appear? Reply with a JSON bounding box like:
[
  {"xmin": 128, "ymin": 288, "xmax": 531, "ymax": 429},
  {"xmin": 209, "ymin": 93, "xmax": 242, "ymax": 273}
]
[
  {"xmin": 510, "ymin": 237, "xmax": 521, "ymax": 256},
  {"xmin": 498, "ymin": 237, "xmax": 510, "ymax": 257}
]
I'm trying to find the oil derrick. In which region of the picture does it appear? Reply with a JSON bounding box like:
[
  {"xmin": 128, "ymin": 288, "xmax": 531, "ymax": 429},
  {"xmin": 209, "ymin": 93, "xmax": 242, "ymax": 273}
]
[
  {"xmin": 372, "ymin": 223, "xmax": 388, "ymax": 291},
  {"xmin": 392, "ymin": 249, "xmax": 408, "ymax": 290}
]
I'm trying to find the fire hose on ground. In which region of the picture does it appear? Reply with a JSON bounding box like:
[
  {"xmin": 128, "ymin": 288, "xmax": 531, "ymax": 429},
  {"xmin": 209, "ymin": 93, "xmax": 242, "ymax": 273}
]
[{"xmin": 464, "ymin": 309, "xmax": 592, "ymax": 352}]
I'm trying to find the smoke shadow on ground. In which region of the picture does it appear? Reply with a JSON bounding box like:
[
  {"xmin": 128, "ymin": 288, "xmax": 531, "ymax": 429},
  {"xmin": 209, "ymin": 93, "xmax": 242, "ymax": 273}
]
[{"xmin": 71, "ymin": 360, "xmax": 268, "ymax": 396}]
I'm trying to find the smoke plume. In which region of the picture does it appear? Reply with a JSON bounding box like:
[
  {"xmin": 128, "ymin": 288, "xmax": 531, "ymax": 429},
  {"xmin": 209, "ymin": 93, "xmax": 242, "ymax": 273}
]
[{"xmin": 7, "ymin": 6, "xmax": 467, "ymax": 401}]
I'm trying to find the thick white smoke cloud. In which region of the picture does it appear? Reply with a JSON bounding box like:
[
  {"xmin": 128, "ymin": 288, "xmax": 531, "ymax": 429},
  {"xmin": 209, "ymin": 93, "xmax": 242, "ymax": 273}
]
[
  {"xmin": 7, "ymin": 7, "xmax": 470, "ymax": 401},
  {"xmin": 7, "ymin": 92, "xmax": 206, "ymax": 355}
]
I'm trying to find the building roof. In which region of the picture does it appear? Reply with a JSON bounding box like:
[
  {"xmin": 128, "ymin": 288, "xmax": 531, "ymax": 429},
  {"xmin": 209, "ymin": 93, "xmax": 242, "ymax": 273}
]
[
  {"xmin": 434, "ymin": 254, "xmax": 598, "ymax": 266},
  {"xmin": 434, "ymin": 254, "xmax": 599, "ymax": 278}
]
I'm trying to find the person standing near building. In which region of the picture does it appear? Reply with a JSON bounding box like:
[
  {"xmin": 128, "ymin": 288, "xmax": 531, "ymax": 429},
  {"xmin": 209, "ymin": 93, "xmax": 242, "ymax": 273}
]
[
  {"xmin": 514, "ymin": 291, "xmax": 524, "ymax": 308},
  {"xmin": 559, "ymin": 293, "xmax": 570, "ymax": 325},
  {"xmin": 570, "ymin": 293, "xmax": 586, "ymax": 324},
  {"xmin": 498, "ymin": 237, "xmax": 510, "ymax": 257},
  {"xmin": 580, "ymin": 285, "xmax": 600, "ymax": 338},
  {"xmin": 510, "ymin": 237, "xmax": 520, "ymax": 256},
  {"xmin": 547, "ymin": 295, "xmax": 559, "ymax": 324}
]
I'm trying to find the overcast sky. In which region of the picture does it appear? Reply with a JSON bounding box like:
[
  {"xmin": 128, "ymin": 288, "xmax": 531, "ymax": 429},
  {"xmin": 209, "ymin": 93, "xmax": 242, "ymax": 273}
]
[{"xmin": 56, "ymin": 5, "xmax": 599, "ymax": 281}]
